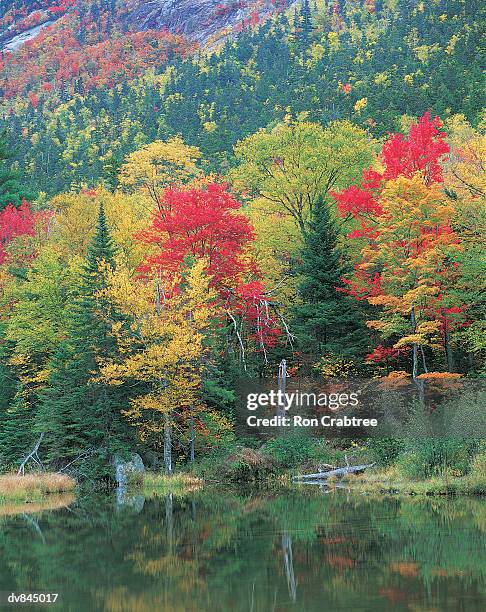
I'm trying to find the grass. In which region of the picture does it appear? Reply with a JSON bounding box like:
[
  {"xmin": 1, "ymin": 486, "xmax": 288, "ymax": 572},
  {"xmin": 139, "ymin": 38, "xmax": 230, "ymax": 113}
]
[
  {"xmin": 143, "ymin": 472, "xmax": 203, "ymax": 496},
  {"xmin": 340, "ymin": 453, "xmax": 486, "ymax": 496},
  {"xmin": 0, "ymin": 472, "xmax": 77, "ymax": 502}
]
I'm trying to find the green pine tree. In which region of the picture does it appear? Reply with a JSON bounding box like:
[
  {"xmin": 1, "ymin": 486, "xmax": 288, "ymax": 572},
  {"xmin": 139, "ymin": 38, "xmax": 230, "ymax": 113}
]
[
  {"xmin": 0, "ymin": 385, "xmax": 35, "ymax": 469},
  {"xmin": 293, "ymin": 197, "xmax": 369, "ymax": 362},
  {"xmin": 0, "ymin": 131, "xmax": 34, "ymax": 210},
  {"xmin": 36, "ymin": 204, "xmax": 132, "ymax": 476},
  {"xmin": 300, "ymin": 0, "xmax": 313, "ymax": 42}
]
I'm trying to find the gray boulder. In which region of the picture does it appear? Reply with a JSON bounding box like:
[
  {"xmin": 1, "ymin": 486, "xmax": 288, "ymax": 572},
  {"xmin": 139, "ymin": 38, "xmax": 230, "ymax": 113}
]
[{"xmin": 113, "ymin": 453, "xmax": 145, "ymax": 489}]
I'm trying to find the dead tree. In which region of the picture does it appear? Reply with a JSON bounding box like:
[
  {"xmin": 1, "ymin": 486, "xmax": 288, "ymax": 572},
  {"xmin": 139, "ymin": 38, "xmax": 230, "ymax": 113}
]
[{"xmin": 17, "ymin": 433, "xmax": 45, "ymax": 476}]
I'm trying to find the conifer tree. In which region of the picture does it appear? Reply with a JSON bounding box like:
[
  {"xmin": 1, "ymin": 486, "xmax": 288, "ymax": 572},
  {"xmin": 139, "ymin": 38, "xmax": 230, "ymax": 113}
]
[
  {"xmin": 36, "ymin": 204, "xmax": 131, "ymax": 475},
  {"xmin": 300, "ymin": 0, "xmax": 313, "ymax": 42},
  {"xmin": 293, "ymin": 197, "xmax": 368, "ymax": 361},
  {"xmin": 0, "ymin": 385, "xmax": 35, "ymax": 468},
  {"xmin": 0, "ymin": 131, "xmax": 33, "ymax": 210}
]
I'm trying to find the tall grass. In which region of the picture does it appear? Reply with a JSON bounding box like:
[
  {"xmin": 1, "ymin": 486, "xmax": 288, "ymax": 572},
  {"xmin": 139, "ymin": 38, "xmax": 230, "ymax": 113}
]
[
  {"xmin": 0, "ymin": 473, "xmax": 76, "ymax": 502},
  {"xmin": 143, "ymin": 472, "xmax": 202, "ymax": 496}
]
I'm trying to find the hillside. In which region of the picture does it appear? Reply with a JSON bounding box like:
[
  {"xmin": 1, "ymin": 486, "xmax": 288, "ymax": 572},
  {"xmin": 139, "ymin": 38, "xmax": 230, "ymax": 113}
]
[
  {"xmin": 0, "ymin": 0, "xmax": 295, "ymax": 51},
  {"xmin": 0, "ymin": 0, "xmax": 482, "ymax": 196}
]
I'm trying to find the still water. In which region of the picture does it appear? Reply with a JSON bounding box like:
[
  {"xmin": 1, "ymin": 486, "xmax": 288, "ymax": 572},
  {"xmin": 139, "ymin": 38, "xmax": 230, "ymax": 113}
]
[{"xmin": 0, "ymin": 488, "xmax": 485, "ymax": 611}]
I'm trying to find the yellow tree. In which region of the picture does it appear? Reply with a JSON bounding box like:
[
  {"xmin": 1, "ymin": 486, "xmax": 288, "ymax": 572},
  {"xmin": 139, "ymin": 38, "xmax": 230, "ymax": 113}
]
[
  {"xmin": 444, "ymin": 115, "xmax": 486, "ymax": 202},
  {"xmin": 443, "ymin": 116, "xmax": 486, "ymax": 370},
  {"xmin": 100, "ymin": 259, "xmax": 216, "ymax": 473},
  {"xmin": 119, "ymin": 136, "xmax": 202, "ymax": 210},
  {"xmin": 49, "ymin": 188, "xmax": 151, "ymax": 268},
  {"xmin": 354, "ymin": 175, "xmax": 463, "ymax": 376},
  {"xmin": 232, "ymin": 117, "xmax": 375, "ymax": 235},
  {"xmin": 245, "ymin": 197, "xmax": 303, "ymax": 310}
]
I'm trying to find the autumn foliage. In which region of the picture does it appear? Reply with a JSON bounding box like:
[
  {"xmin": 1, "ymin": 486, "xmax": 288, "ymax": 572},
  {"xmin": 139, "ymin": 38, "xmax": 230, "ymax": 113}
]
[
  {"xmin": 0, "ymin": 200, "xmax": 39, "ymax": 265},
  {"xmin": 138, "ymin": 183, "xmax": 281, "ymax": 351},
  {"xmin": 0, "ymin": 11, "xmax": 193, "ymax": 103},
  {"xmin": 333, "ymin": 113, "xmax": 467, "ymax": 371}
]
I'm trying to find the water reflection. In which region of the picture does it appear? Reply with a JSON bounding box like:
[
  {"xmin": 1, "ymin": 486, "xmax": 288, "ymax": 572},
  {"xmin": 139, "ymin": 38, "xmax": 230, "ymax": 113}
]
[{"xmin": 0, "ymin": 489, "xmax": 485, "ymax": 611}]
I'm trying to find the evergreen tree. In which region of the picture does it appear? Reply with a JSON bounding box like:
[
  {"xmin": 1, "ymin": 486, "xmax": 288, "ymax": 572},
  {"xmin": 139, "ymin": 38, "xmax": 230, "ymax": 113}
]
[
  {"xmin": 293, "ymin": 197, "xmax": 369, "ymax": 361},
  {"xmin": 0, "ymin": 385, "xmax": 36, "ymax": 469},
  {"xmin": 36, "ymin": 204, "xmax": 131, "ymax": 476},
  {"xmin": 0, "ymin": 325, "xmax": 28, "ymax": 468},
  {"xmin": 0, "ymin": 131, "xmax": 33, "ymax": 210},
  {"xmin": 300, "ymin": 0, "xmax": 313, "ymax": 42}
]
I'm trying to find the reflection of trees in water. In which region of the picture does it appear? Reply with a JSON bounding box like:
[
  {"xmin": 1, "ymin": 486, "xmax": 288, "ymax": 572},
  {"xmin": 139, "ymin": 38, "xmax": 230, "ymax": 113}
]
[{"xmin": 0, "ymin": 492, "xmax": 485, "ymax": 610}]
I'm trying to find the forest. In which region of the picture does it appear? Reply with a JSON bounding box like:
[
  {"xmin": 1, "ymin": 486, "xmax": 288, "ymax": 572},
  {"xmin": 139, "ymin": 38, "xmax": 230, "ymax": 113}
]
[{"xmin": 0, "ymin": 0, "xmax": 484, "ymax": 483}]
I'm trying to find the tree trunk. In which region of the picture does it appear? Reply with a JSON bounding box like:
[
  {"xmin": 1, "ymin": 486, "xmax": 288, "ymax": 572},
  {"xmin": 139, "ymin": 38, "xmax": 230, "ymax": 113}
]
[
  {"xmin": 164, "ymin": 412, "xmax": 172, "ymax": 475},
  {"xmin": 444, "ymin": 329, "xmax": 454, "ymax": 372},
  {"xmin": 293, "ymin": 463, "xmax": 375, "ymax": 480},
  {"xmin": 411, "ymin": 306, "xmax": 418, "ymax": 379},
  {"xmin": 277, "ymin": 359, "xmax": 287, "ymax": 417},
  {"xmin": 189, "ymin": 414, "xmax": 195, "ymax": 463},
  {"xmin": 420, "ymin": 345, "xmax": 428, "ymax": 374},
  {"xmin": 281, "ymin": 533, "xmax": 297, "ymax": 601},
  {"xmin": 165, "ymin": 493, "xmax": 174, "ymax": 552}
]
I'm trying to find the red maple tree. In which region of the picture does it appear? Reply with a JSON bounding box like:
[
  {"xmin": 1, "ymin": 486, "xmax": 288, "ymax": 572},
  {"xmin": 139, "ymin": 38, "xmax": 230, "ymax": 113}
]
[{"xmin": 138, "ymin": 183, "xmax": 281, "ymax": 353}]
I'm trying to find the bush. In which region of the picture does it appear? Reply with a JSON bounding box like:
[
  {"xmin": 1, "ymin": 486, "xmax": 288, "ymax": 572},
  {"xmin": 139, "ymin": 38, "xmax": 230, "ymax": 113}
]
[
  {"xmin": 367, "ymin": 438, "xmax": 405, "ymax": 466},
  {"xmin": 261, "ymin": 436, "xmax": 316, "ymax": 468},
  {"xmin": 191, "ymin": 447, "xmax": 276, "ymax": 483},
  {"xmin": 397, "ymin": 438, "xmax": 478, "ymax": 480},
  {"xmin": 461, "ymin": 453, "xmax": 486, "ymax": 494},
  {"xmin": 261, "ymin": 435, "xmax": 344, "ymax": 470}
]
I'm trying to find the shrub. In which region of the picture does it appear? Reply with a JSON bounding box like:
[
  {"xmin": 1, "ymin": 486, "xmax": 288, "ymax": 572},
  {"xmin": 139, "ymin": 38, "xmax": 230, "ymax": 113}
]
[
  {"xmin": 367, "ymin": 437, "xmax": 405, "ymax": 466},
  {"xmin": 462, "ymin": 453, "xmax": 486, "ymax": 494},
  {"xmin": 397, "ymin": 438, "xmax": 478, "ymax": 480},
  {"xmin": 261, "ymin": 436, "xmax": 316, "ymax": 468}
]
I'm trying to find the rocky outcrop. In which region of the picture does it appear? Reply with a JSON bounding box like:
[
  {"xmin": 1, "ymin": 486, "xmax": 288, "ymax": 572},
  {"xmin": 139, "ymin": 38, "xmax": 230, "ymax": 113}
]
[
  {"xmin": 1, "ymin": 0, "xmax": 296, "ymax": 53},
  {"xmin": 124, "ymin": 0, "xmax": 295, "ymax": 44},
  {"xmin": 2, "ymin": 20, "xmax": 55, "ymax": 52}
]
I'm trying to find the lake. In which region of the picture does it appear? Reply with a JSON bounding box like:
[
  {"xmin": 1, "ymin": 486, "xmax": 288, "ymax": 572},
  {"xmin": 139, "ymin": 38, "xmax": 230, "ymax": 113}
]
[{"xmin": 0, "ymin": 488, "xmax": 485, "ymax": 611}]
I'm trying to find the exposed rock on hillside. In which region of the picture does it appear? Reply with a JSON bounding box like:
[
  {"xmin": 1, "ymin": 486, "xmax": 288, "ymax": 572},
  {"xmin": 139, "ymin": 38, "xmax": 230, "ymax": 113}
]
[{"xmin": 124, "ymin": 0, "xmax": 295, "ymax": 44}]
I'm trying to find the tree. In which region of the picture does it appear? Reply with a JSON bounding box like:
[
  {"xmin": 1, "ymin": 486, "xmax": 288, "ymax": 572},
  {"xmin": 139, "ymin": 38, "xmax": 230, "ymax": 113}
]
[
  {"xmin": 0, "ymin": 384, "xmax": 35, "ymax": 468},
  {"xmin": 48, "ymin": 188, "xmax": 150, "ymax": 268},
  {"xmin": 442, "ymin": 115, "xmax": 486, "ymax": 372},
  {"xmin": 0, "ymin": 201, "xmax": 37, "ymax": 265},
  {"xmin": 119, "ymin": 137, "xmax": 202, "ymax": 210},
  {"xmin": 137, "ymin": 183, "xmax": 282, "ymax": 367},
  {"xmin": 36, "ymin": 204, "xmax": 131, "ymax": 474},
  {"xmin": 295, "ymin": 0, "xmax": 313, "ymax": 46},
  {"xmin": 293, "ymin": 197, "xmax": 369, "ymax": 361},
  {"xmin": 100, "ymin": 259, "xmax": 216, "ymax": 473},
  {"xmin": 333, "ymin": 114, "xmax": 465, "ymax": 376},
  {"xmin": 0, "ymin": 132, "xmax": 34, "ymax": 210},
  {"xmin": 232, "ymin": 118, "xmax": 374, "ymax": 235}
]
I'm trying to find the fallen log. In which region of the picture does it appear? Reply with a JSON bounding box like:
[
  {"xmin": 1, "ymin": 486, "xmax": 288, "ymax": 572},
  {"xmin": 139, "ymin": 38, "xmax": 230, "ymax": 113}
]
[{"xmin": 293, "ymin": 463, "xmax": 375, "ymax": 481}]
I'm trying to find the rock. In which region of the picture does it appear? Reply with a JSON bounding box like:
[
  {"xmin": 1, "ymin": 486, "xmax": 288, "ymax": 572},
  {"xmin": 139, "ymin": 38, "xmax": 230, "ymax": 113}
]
[
  {"xmin": 124, "ymin": 0, "xmax": 296, "ymax": 45},
  {"xmin": 113, "ymin": 453, "xmax": 145, "ymax": 489}
]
